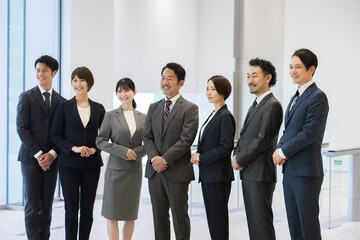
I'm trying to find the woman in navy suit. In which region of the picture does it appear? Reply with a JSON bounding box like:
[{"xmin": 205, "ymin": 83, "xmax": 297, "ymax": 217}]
[
  {"xmin": 190, "ymin": 75, "xmax": 235, "ymax": 240},
  {"xmin": 51, "ymin": 66, "xmax": 105, "ymax": 240}
]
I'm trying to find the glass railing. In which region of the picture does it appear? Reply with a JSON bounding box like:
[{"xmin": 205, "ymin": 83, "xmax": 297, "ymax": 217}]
[{"xmin": 322, "ymin": 146, "xmax": 360, "ymax": 229}]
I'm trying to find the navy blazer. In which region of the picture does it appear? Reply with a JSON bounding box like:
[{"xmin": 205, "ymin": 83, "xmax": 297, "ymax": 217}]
[
  {"xmin": 277, "ymin": 83, "xmax": 329, "ymax": 177},
  {"xmin": 16, "ymin": 86, "xmax": 66, "ymax": 165},
  {"xmin": 51, "ymin": 97, "xmax": 105, "ymax": 169},
  {"xmin": 197, "ymin": 105, "xmax": 235, "ymax": 184}
]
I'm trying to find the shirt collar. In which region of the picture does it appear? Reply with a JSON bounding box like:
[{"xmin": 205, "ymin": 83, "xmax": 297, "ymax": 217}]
[
  {"xmin": 38, "ymin": 84, "xmax": 53, "ymax": 96},
  {"xmin": 256, "ymin": 90, "xmax": 272, "ymax": 105},
  {"xmin": 165, "ymin": 93, "xmax": 181, "ymax": 105},
  {"xmin": 298, "ymin": 80, "xmax": 314, "ymax": 97}
]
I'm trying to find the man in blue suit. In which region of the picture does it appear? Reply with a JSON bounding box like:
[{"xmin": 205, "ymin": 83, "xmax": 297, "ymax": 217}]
[
  {"xmin": 16, "ymin": 55, "xmax": 66, "ymax": 240},
  {"xmin": 273, "ymin": 48, "xmax": 329, "ymax": 240}
]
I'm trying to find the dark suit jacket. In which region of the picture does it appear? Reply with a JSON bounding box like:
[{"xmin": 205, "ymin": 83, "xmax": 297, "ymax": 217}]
[
  {"xmin": 277, "ymin": 83, "xmax": 329, "ymax": 177},
  {"xmin": 143, "ymin": 95, "xmax": 199, "ymax": 182},
  {"xmin": 17, "ymin": 86, "xmax": 66, "ymax": 165},
  {"xmin": 197, "ymin": 105, "xmax": 235, "ymax": 184},
  {"xmin": 51, "ymin": 97, "xmax": 105, "ymax": 169},
  {"xmin": 96, "ymin": 107, "xmax": 146, "ymax": 172},
  {"xmin": 234, "ymin": 93, "xmax": 283, "ymax": 182}
]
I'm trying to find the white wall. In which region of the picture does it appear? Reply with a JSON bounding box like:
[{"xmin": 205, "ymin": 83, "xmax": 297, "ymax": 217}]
[
  {"xmin": 283, "ymin": 0, "xmax": 360, "ymax": 148},
  {"xmin": 62, "ymin": 0, "xmax": 114, "ymax": 111},
  {"xmin": 234, "ymin": 0, "xmax": 284, "ymax": 132},
  {"xmin": 114, "ymin": 0, "xmax": 199, "ymax": 94}
]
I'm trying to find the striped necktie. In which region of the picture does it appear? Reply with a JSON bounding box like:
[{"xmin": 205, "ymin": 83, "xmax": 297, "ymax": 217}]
[{"xmin": 164, "ymin": 100, "xmax": 172, "ymax": 120}]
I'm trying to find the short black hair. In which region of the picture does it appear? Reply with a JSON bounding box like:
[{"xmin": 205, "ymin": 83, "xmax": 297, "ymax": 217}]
[
  {"xmin": 161, "ymin": 62, "xmax": 186, "ymax": 83},
  {"xmin": 71, "ymin": 66, "xmax": 94, "ymax": 91},
  {"xmin": 207, "ymin": 75, "xmax": 232, "ymax": 101},
  {"xmin": 292, "ymin": 48, "xmax": 318, "ymax": 76},
  {"xmin": 249, "ymin": 58, "xmax": 277, "ymax": 87},
  {"xmin": 115, "ymin": 77, "xmax": 137, "ymax": 109},
  {"xmin": 34, "ymin": 55, "xmax": 59, "ymax": 72}
]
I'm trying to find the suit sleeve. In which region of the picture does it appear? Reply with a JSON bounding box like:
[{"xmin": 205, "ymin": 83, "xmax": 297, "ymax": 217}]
[
  {"xmin": 16, "ymin": 92, "xmax": 42, "ymax": 156},
  {"xmin": 143, "ymin": 104, "xmax": 160, "ymax": 159},
  {"xmin": 92, "ymin": 103, "xmax": 105, "ymax": 155},
  {"xmin": 198, "ymin": 113, "xmax": 235, "ymax": 166},
  {"xmin": 280, "ymin": 92, "xmax": 329, "ymax": 158},
  {"xmin": 236, "ymin": 101, "xmax": 283, "ymax": 167},
  {"xmin": 96, "ymin": 112, "xmax": 130, "ymax": 159},
  {"xmin": 162, "ymin": 104, "xmax": 199, "ymax": 167},
  {"xmin": 51, "ymin": 103, "xmax": 74, "ymax": 155}
]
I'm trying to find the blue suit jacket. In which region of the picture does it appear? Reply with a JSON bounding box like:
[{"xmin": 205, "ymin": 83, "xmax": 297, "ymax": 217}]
[
  {"xmin": 277, "ymin": 83, "xmax": 329, "ymax": 177},
  {"xmin": 51, "ymin": 97, "xmax": 105, "ymax": 169},
  {"xmin": 197, "ymin": 105, "xmax": 235, "ymax": 184},
  {"xmin": 16, "ymin": 86, "xmax": 66, "ymax": 165}
]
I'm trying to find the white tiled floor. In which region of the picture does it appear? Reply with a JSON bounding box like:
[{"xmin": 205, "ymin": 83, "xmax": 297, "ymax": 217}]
[{"xmin": 1, "ymin": 197, "xmax": 360, "ymax": 240}]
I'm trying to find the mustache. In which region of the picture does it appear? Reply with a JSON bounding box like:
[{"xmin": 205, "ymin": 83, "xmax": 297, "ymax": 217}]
[{"xmin": 248, "ymin": 83, "xmax": 256, "ymax": 87}]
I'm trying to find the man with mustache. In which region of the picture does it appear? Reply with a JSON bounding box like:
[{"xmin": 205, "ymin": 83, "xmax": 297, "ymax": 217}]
[
  {"xmin": 232, "ymin": 58, "xmax": 283, "ymax": 240},
  {"xmin": 143, "ymin": 62, "xmax": 199, "ymax": 240}
]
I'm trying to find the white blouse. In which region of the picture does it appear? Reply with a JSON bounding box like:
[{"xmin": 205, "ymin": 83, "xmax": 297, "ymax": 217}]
[
  {"xmin": 124, "ymin": 110, "xmax": 136, "ymax": 137},
  {"xmin": 77, "ymin": 105, "xmax": 91, "ymax": 128}
]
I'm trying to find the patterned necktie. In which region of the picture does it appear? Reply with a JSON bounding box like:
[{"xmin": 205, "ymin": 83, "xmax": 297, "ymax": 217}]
[
  {"xmin": 289, "ymin": 90, "xmax": 299, "ymax": 111},
  {"xmin": 43, "ymin": 92, "xmax": 50, "ymax": 115},
  {"xmin": 164, "ymin": 100, "xmax": 172, "ymax": 120}
]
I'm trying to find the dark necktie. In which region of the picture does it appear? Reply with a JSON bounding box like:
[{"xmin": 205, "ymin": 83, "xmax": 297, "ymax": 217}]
[
  {"xmin": 243, "ymin": 99, "xmax": 257, "ymax": 126},
  {"xmin": 164, "ymin": 100, "xmax": 172, "ymax": 120},
  {"xmin": 289, "ymin": 90, "xmax": 299, "ymax": 111},
  {"xmin": 43, "ymin": 92, "xmax": 50, "ymax": 115}
]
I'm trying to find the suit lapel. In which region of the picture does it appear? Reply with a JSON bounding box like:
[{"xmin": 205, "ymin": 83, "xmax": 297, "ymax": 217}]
[
  {"xmin": 132, "ymin": 110, "xmax": 142, "ymax": 141},
  {"xmin": 33, "ymin": 86, "xmax": 48, "ymax": 116},
  {"xmin": 162, "ymin": 96, "xmax": 183, "ymax": 138},
  {"xmin": 69, "ymin": 97, "xmax": 85, "ymax": 129},
  {"xmin": 50, "ymin": 91, "xmax": 59, "ymax": 116},
  {"xmin": 285, "ymin": 84, "xmax": 317, "ymax": 127},
  {"xmin": 240, "ymin": 94, "xmax": 272, "ymax": 134},
  {"xmin": 115, "ymin": 107, "xmax": 132, "ymax": 142}
]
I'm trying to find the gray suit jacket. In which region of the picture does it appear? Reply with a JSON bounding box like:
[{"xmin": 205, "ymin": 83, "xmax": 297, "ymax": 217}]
[
  {"xmin": 234, "ymin": 93, "xmax": 283, "ymax": 182},
  {"xmin": 96, "ymin": 107, "xmax": 146, "ymax": 172},
  {"xmin": 143, "ymin": 95, "xmax": 199, "ymax": 182}
]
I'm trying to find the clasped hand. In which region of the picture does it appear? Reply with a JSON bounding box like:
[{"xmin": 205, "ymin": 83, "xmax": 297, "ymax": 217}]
[
  {"xmin": 231, "ymin": 155, "xmax": 244, "ymax": 171},
  {"xmin": 37, "ymin": 152, "xmax": 54, "ymax": 171},
  {"xmin": 190, "ymin": 153, "xmax": 200, "ymax": 165},
  {"xmin": 125, "ymin": 149, "xmax": 137, "ymax": 160},
  {"xmin": 72, "ymin": 146, "xmax": 96, "ymax": 157},
  {"xmin": 151, "ymin": 156, "xmax": 167, "ymax": 173},
  {"xmin": 272, "ymin": 149, "xmax": 287, "ymax": 166}
]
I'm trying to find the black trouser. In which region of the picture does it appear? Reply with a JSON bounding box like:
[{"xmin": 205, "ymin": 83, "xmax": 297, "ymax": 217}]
[{"xmin": 59, "ymin": 166, "xmax": 100, "ymax": 240}]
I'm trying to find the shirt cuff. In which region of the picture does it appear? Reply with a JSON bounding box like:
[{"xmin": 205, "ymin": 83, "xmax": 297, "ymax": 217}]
[
  {"xmin": 279, "ymin": 148, "xmax": 287, "ymax": 159},
  {"xmin": 34, "ymin": 150, "xmax": 43, "ymax": 159},
  {"xmin": 49, "ymin": 149, "xmax": 57, "ymax": 159},
  {"xmin": 162, "ymin": 158, "xmax": 168, "ymax": 164}
]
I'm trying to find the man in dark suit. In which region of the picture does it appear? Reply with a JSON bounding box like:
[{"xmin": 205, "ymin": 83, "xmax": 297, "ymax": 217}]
[
  {"xmin": 273, "ymin": 48, "xmax": 329, "ymax": 240},
  {"xmin": 16, "ymin": 55, "xmax": 66, "ymax": 240},
  {"xmin": 143, "ymin": 62, "xmax": 199, "ymax": 240},
  {"xmin": 232, "ymin": 58, "xmax": 283, "ymax": 240}
]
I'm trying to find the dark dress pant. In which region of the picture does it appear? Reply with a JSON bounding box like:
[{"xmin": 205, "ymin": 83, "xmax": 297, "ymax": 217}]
[
  {"xmin": 242, "ymin": 180, "xmax": 276, "ymax": 240},
  {"xmin": 148, "ymin": 173, "xmax": 190, "ymax": 240},
  {"xmin": 283, "ymin": 173, "xmax": 323, "ymax": 240},
  {"xmin": 201, "ymin": 181, "xmax": 231, "ymax": 240},
  {"xmin": 21, "ymin": 161, "xmax": 58, "ymax": 240},
  {"xmin": 59, "ymin": 166, "xmax": 100, "ymax": 240}
]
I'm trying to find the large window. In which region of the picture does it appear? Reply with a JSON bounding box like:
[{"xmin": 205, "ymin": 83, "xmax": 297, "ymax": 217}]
[{"xmin": 2, "ymin": 0, "xmax": 61, "ymax": 206}]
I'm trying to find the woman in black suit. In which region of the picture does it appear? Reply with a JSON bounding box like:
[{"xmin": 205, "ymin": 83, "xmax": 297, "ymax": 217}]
[
  {"xmin": 190, "ymin": 75, "xmax": 235, "ymax": 240},
  {"xmin": 51, "ymin": 66, "xmax": 105, "ymax": 240}
]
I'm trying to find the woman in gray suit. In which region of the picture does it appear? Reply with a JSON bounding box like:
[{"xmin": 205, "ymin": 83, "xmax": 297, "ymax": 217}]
[{"xmin": 96, "ymin": 78, "xmax": 146, "ymax": 240}]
